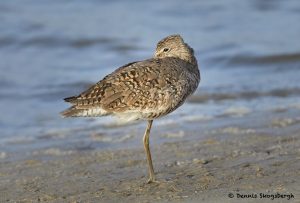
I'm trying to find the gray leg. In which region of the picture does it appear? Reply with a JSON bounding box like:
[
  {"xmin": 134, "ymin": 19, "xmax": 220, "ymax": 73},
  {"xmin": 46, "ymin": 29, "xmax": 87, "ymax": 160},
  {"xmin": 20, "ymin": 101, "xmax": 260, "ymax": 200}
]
[{"xmin": 143, "ymin": 120, "xmax": 156, "ymax": 183}]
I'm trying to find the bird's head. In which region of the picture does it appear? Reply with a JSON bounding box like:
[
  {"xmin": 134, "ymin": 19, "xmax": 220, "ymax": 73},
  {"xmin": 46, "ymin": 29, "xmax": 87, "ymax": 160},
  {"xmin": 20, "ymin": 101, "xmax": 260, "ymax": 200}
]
[{"xmin": 154, "ymin": 34, "xmax": 195, "ymax": 63}]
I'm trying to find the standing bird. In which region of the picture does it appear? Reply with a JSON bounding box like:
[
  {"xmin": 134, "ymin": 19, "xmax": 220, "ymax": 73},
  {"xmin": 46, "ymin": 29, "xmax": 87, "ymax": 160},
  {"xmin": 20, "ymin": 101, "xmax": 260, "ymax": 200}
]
[{"xmin": 61, "ymin": 34, "xmax": 200, "ymax": 183}]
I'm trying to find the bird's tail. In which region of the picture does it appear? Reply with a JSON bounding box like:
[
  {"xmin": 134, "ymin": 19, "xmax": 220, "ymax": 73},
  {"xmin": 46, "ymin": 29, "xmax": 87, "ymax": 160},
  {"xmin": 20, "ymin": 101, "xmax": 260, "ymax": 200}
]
[
  {"xmin": 60, "ymin": 106, "xmax": 109, "ymax": 117},
  {"xmin": 60, "ymin": 106, "xmax": 83, "ymax": 117}
]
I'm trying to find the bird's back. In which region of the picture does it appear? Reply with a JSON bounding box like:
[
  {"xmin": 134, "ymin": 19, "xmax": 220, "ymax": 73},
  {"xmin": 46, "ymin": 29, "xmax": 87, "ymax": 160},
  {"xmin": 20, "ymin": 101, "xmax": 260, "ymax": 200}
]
[{"xmin": 61, "ymin": 57, "xmax": 199, "ymax": 121}]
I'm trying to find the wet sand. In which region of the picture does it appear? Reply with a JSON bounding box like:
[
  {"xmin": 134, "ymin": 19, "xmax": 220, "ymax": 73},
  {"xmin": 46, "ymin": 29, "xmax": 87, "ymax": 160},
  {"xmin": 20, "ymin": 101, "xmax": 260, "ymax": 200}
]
[{"xmin": 1, "ymin": 109, "xmax": 300, "ymax": 203}]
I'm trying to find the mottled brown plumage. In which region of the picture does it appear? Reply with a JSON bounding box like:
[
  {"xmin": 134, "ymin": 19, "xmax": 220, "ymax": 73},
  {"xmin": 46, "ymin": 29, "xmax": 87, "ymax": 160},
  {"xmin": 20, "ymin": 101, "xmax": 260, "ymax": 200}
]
[{"xmin": 61, "ymin": 34, "xmax": 200, "ymax": 183}]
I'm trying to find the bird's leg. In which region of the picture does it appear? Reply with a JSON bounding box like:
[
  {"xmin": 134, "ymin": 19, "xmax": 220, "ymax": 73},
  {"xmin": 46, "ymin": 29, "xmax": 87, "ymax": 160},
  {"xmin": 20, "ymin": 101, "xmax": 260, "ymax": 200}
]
[{"xmin": 143, "ymin": 120, "xmax": 157, "ymax": 183}]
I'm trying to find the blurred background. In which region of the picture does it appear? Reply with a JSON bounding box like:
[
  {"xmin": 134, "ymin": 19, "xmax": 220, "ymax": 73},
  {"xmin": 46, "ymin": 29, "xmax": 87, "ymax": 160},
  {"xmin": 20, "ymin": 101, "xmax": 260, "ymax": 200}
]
[{"xmin": 1, "ymin": 0, "xmax": 300, "ymax": 160}]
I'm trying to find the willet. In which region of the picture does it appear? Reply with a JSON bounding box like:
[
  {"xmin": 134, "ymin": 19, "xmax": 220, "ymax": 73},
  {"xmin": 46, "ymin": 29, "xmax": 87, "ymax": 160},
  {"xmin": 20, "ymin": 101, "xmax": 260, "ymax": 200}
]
[{"xmin": 61, "ymin": 34, "xmax": 200, "ymax": 183}]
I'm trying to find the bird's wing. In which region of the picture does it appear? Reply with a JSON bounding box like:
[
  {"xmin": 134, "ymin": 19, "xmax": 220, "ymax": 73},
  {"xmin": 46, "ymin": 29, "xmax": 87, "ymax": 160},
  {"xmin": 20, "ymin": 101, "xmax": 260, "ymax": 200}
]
[
  {"xmin": 63, "ymin": 61, "xmax": 139, "ymax": 105},
  {"xmin": 63, "ymin": 59, "xmax": 181, "ymax": 114}
]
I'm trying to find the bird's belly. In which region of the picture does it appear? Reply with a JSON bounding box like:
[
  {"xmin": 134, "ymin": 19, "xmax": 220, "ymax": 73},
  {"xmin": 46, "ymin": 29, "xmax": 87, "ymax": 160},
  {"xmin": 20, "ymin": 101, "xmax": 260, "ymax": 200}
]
[{"xmin": 115, "ymin": 102, "xmax": 181, "ymax": 123}]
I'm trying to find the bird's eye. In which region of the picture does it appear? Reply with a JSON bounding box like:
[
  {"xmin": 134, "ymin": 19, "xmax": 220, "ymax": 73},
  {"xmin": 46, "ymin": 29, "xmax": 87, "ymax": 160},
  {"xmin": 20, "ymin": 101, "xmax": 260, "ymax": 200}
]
[{"xmin": 163, "ymin": 48, "xmax": 169, "ymax": 52}]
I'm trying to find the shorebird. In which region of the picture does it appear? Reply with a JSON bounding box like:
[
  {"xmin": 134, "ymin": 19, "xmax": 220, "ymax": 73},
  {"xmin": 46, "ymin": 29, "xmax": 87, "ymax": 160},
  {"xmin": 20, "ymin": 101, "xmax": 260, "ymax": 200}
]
[{"xmin": 61, "ymin": 34, "xmax": 200, "ymax": 183}]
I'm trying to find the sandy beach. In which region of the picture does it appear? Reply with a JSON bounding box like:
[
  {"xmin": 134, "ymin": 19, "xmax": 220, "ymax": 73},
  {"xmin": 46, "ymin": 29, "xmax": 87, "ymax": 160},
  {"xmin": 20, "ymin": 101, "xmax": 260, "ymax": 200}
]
[{"xmin": 1, "ymin": 108, "xmax": 299, "ymax": 203}]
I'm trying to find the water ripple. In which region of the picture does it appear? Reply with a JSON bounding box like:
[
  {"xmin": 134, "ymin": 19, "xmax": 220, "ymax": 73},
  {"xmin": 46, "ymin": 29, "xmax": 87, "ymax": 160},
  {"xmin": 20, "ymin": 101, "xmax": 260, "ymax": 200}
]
[
  {"xmin": 211, "ymin": 52, "xmax": 300, "ymax": 66},
  {"xmin": 188, "ymin": 88, "xmax": 300, "ymax": 103},
  {"xmin": 0, "ymin": 35, "xmax": 141, "ymax": 51}
]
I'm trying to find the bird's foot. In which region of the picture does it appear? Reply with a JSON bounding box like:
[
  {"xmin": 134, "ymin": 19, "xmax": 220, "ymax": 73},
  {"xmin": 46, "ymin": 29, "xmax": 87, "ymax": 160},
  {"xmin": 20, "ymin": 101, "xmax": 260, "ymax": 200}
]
[{"xmin": 147, "ymin": 178, "xmax": 159, "ymax": 184}]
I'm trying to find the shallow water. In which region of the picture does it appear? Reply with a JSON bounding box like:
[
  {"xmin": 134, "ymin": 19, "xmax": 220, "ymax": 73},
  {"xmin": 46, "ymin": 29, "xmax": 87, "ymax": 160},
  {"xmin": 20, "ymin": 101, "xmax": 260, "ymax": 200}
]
[{"xmin": 1, "ymin": 0, "xmax": 300, "ymax": 159}]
